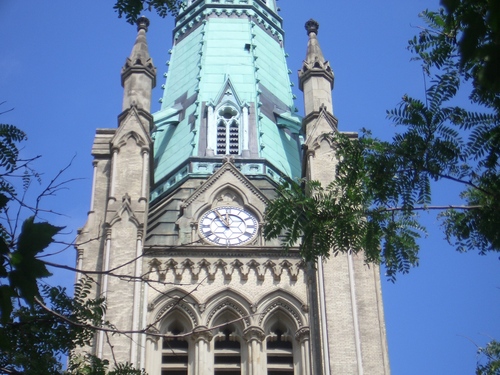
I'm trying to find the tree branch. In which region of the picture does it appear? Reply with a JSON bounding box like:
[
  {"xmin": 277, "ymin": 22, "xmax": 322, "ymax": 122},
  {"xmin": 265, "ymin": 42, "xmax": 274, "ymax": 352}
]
[{"xmin": 373, "ymin": 204, "xmax": 482, "ymax": 213}]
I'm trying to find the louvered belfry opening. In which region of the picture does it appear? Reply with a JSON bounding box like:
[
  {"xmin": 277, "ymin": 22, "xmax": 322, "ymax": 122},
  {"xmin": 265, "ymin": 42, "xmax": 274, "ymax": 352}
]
[
  {"xmin": 214, "ymin": 327, "xmax": 242, "ymax": 375},
  {"xmin": 267, "ymin": 327, "xmax": 294, "ymax": 374},
  {"xmin": 161, "ymin": 324, "xmax": 189, "ymax": 375},
  {"xmin": 216, "ymin": 105, "xmax": 240, "ymax": 155}
]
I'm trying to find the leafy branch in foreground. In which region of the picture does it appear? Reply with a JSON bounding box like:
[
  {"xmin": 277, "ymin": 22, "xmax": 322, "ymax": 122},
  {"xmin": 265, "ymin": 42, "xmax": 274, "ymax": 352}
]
[
  {"xmin": 113, "ymin": 0, "xmax": 183, "ymax": 23},
  {"xmin": 476, "ymin": 340, "xmax": 500, "ymax": 375},
  {"xmin": 0, "ymin": 277, "xmax": 146, "ymax": 375},
  {"xmin": 0, "ymin": 122, "xmax": 65, "ymax": 322},
  {"xmin": 265, "ymin": 6, "xmax": 499, "ymax": 281},
  {"xmin": 0, "ymin": 279, "xmax": 102, "ymax": 374}
]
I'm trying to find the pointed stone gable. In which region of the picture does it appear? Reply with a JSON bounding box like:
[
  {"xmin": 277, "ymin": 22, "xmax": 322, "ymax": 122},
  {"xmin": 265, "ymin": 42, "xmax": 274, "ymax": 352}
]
[
  {"xmin": 113, "ymin": 106, "xmax": 153, "ymax": 149},
  {"xmin": 182, "ymin": 159, "xmax": 268, "ymax": 212},
  {"xmin": 303, "ymin": 105, "xmax": 339, "ymax": 150}
]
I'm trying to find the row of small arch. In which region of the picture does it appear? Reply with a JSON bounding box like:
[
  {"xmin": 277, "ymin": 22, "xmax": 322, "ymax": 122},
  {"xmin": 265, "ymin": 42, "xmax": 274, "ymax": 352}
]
[{"xmin": 149, "ymin": 287, "xmax": 308, "ymax": 337}]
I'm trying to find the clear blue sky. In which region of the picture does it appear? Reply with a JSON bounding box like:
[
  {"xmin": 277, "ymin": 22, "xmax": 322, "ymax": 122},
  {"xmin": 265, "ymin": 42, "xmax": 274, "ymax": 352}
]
[{"xmin": 1, "ymin": 1, "xmax": 499, "ymax": 374}]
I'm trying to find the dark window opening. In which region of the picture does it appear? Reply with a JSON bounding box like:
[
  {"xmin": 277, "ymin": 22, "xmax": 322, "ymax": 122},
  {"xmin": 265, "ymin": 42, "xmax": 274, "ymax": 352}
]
[
  {"xmin": 214, "ymin": 328, "xmax": 241, "ymax": 375},
  {"xmin": 267, "ymin": 328, "xmax": 294, "ymax": 374},
  {"xmin": 162, "ymin": 324, "xmax": 189, "ymax": 375}
]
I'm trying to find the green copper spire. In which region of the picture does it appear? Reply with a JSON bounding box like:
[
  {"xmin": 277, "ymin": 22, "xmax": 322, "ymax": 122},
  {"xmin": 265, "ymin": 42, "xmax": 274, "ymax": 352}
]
[{"xmin": 151, "ymin": 0, "xmax": 302, "ymax": 200}]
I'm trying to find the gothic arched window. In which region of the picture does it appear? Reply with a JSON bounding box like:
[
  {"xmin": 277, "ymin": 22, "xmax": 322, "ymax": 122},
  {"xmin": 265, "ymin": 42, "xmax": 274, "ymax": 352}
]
[
  {"xmin": 216, "ymin": 105, "xmax": 240, "ymax": 155},
  {"xmin": 214, "ymin": 326, "xmax": 242, "ymax": 375},
  {"xmin": 266, "ymin": 322, "xmax": 294, "ymax": 374},
  {"xmin": 161, "ymin": 320, "xmax": 190, "ymax": 375}
]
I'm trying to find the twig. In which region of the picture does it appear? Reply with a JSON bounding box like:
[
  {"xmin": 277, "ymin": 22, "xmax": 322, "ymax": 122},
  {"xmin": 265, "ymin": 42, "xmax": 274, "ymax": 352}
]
[
  {"xmin": 374, "ymin": 204, "xmax": 482, "ymax": 213},
  {"xmin": 105, "ymin": 331, "xmax": 119, "ymax": 368}
]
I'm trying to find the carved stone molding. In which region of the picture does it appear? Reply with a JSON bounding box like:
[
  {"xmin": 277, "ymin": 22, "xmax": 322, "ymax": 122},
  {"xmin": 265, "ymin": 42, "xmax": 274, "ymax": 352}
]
[
  {"xmin": 258, "ymin": 301, "xmax": 303, "ymax": 328},
  {"xmin": 191, "ymin": 325, "xmax": 213, "ymax": 343},
  {"xmin": 243, "ymin": 326, "xmax": 266, "ymax": 343},
  {"xmin": 206, "ymin": 300, "xmax": 251, "ymax": 328},
  {"xmin": 294, "ymin": 326, "xmax": 310, "ymax": 343},
  {"xmin": 147, "ymin": 257, "xmax": 305, "ymax": 283},
  {"xmin": 181, "ymin": 162, "xmax": 268, "ymax": 208},
  {"xmin": 146, "ymin": 326, "xmax": 161, "ymax": 344},
  {"xmin": 154, "ymin": 300, "xmax": 198, "ymax": 328}
]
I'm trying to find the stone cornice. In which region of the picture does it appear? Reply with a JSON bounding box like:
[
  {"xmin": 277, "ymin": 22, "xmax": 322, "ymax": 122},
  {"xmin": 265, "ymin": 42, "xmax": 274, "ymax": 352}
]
[
  {"xmin": 147, "ymin": 256, "xmax": 305, "ymax": 283},
  {"xmin": 173, "ymin": 1, "xmax": 284, "ymax": 44},
  {"xmin": 144, "ymin": 245, "xmax": 301, "ymax": 258}
]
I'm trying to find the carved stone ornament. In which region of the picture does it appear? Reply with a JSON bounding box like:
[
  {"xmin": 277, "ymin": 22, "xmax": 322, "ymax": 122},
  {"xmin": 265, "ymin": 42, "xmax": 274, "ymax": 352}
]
[
  {"xmin": 305, "ymin": 19, "xmax": 319, "ymax": 35},
  {"xmin": 191, "ymin": 325, "xmax": 214, "ymax": 342},
  {"xmin": 243, "ymin": 326, "xmax": 266, "ymax": 342},
  {"xmin": 295, "ymin": 326, "xmax": 311, "ymax": 343},
  {"xmin": 148, "ymin": 257, "xmax": 305, "ymax": 283}
]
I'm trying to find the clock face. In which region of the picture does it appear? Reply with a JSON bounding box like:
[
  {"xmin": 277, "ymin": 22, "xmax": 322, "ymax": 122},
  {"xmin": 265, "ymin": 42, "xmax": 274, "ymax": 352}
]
[{"xmin": 199, "ymin": 206, "xmax": 259, "ymax": 246}]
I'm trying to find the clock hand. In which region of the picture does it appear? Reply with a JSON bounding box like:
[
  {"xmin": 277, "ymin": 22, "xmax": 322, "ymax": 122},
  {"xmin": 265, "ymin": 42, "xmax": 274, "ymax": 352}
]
[{"xmin": 215, "ymin": 209, "xmax": 229, "ymax": 227}]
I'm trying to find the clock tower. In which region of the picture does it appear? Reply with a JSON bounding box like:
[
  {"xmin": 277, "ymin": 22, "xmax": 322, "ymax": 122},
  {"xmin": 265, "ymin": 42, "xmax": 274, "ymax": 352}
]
[{"xmin": 76, "ymin": 1, "xmax": 390, "ymax": 374}]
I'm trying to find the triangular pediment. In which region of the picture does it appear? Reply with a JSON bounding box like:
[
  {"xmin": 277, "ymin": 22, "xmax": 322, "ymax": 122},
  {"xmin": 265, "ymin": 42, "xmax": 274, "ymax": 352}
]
[
  {"xmin": 108, "ymin": 193, "xmax": 142, "ymax": 228},
  {"xmin": 304, "ymin": 105, "xmax": 339, "ymax": 150},
  {"xmin": 112, "ymin": 106, "xmax": 152, "ymax": 148},
  {"xmin": 211, "ymin": 77, "xmax": 244, "ymax": 108},
  {"xmin": 181, "ymin": 158, "xmax": 268, "ymax": 221}
]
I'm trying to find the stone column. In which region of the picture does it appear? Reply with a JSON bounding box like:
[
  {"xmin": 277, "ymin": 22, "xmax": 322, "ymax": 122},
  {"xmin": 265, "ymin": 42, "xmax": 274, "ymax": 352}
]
[
  {"xmin": 241, "ymin": 105, "xmax": 250, "ymax": 157},
  {"xmin": 243, "ymin": 326, "xmax": 266, "ymax": 375},
  {"xmin": 206, "ymin": 105, "xmax": 215, "ymax": 156},
  {"xmin": 109, "ymin": 148, "xmax": 119, "ymax": 202},
  {"xmin": 145, "ymin": 328, "xmax": 160, "ymax": 374},
  {"xmin": 192, "ymin": 326, "xmax": 213, "ymax": 375},
  {"xmin": 131, "ymin": 229, "xmax": 144, "ymax": 364},
  {"xmin": 140, "ymin": 148, "xmax": 149, "ymax": 202},
  {"xmin": 98, "ymin": 226, "xmax": 113, "ymax": 358},
  {"xmin": 90, "ymin": 160, "xmax": 98, "ymax": 212},
  {"xmin": 295, "ymin": 327, "xmax": 311, "ymax": 375}
]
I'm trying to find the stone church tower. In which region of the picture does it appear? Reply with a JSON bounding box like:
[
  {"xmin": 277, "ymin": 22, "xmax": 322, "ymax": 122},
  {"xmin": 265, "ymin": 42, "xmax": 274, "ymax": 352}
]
[{"xmin": 77, "ymin": 1, "xmax": 390, "ymax": 374}]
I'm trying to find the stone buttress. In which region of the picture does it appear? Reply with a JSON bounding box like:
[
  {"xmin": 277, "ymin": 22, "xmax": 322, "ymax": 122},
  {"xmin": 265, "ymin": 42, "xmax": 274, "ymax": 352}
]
[{"xmin": 298, "ymin": 19, "xmax": 391, "ymax": 375}]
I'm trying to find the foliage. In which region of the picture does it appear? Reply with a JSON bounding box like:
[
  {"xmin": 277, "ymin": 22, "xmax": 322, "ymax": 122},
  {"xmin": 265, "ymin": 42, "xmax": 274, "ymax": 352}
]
[
  {"xmin": 264, "ymin": 134, "xmax": 427, "ymax": 281},
  {"xmin": 0, "ymin": 278, "xmax": 146, "ymax": 375},
  {"xmin": 264, "ymin": 3, "xmax": 500, "ymax": 280},
  {"xmin": 68, "ymin": 355, "xmax": 147, "ymax": 375},
  {"xmin": 113, "ymin": 0, "xmax": 183, "ymax": 23},
  {"xmin": 440, "ymin": 0, "xmax": 500, "ymax": 102},
  {"xmin": 476, "ymin": 340, "xmax": 500, "ymax": 375},
  {"xmin": 0, "ymin": 279, "xmax": 101, "ymax": 374},
  {"xmin": 0, "ymin": 123, "xmax": 64, "ymax": 322}
]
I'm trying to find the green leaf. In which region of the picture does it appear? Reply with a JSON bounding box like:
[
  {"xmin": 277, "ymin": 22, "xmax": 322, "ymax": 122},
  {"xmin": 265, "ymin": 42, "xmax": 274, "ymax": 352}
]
[
  {"xmin": 0, "ymin": 285, "xmax": 15, "ymax": 323},
  {"xmin": 8, "ymin": 217, "xmax": 63, "ymax": 306},
  {"xmin": 17, "ymin": 217, "xmax": 64, "ymax": 256}
]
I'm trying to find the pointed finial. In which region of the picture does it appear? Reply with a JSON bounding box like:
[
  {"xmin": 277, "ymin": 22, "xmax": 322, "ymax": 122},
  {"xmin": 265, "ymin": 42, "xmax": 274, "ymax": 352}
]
[
  {"xmin": 305, "ymin": 19, "xmax": 319, "ymax": 35},
  {"xmin": 137, "ymin": 16, "xmax": 150, "ymax": 32},
  {"xmin": 121, "ymin": 15, "xmax": 156, "ymax": 111}
]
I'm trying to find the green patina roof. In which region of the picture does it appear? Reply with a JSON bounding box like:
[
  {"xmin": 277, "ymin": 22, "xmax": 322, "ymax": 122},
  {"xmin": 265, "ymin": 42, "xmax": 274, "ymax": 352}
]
[{"xmin": 152, "ymin": 0, "xmax": 302, "ymax": 196}]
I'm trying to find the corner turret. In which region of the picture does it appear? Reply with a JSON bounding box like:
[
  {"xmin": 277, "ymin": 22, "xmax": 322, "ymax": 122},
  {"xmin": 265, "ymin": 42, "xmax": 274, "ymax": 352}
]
[
  {"xmin": 299, "ymin": 19, "xmax": 335, "ymax": 117},
  {"xmin": 121, "ymin": 16, "xmax": 157, "ymax": 112}
]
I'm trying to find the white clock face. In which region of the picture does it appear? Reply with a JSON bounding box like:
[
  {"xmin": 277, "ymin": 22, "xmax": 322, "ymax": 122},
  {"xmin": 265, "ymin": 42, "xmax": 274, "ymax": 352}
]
[{"xmin": 199, "ymin": 206, "xmax": 258, "ymax": 246}]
